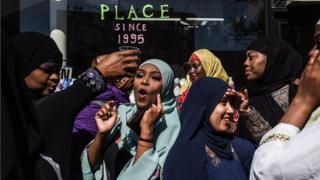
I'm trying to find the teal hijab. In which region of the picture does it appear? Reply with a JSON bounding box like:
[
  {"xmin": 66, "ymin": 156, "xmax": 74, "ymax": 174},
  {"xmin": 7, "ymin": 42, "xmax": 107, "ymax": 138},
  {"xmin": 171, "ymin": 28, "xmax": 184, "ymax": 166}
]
[{"xmin": 116, "ymin": 59, "xmax": 180, "ymax": 179}]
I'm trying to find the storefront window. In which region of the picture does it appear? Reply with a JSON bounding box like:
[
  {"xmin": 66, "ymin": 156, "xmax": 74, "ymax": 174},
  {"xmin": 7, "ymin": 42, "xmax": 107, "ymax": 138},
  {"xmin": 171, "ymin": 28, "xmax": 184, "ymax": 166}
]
[{"xmin": 5, "ymin": 0, "xmax": 266, "ymax": 82}]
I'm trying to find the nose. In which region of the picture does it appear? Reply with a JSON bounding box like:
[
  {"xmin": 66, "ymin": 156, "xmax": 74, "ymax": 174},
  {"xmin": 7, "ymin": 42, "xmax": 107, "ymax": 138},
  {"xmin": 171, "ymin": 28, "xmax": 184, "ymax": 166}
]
[
  {"xmin": 141, "ymin": 77, "xmax": 149, "ymax": 86},
  {"xmin": 50, "ymin": 73, "xmax": 59, "ymax": 81},
  {"xmin": 243, "ymin": 58, "xmax": 250, "ymax": 67},
  {"xmin": 188, "ymin": 66, "xmax": 195, "ymax": 74},
  {"xmin": 226, "ymin": 102, "xmax": 235, "ymax": 115}
]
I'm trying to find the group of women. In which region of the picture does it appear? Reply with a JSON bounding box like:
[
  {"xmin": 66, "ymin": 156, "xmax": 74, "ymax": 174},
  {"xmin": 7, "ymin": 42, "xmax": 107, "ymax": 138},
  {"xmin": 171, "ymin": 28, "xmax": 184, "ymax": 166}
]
[{"xmin": 3, "ymin": 30, "xmax": 318, "ymax": 180}]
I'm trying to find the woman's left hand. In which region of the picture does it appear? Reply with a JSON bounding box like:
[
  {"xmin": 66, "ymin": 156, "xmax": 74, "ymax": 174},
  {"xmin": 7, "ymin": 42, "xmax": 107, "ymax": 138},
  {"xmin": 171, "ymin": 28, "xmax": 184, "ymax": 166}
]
[{"xmin": 140, "ymin": 94, "xmax": 163, "ymax": 131}]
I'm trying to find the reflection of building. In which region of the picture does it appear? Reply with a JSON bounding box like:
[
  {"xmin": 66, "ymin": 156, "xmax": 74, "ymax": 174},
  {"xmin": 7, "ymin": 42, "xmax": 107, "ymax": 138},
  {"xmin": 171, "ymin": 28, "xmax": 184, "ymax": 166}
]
[
  {"xmin": 268, "ymin": 0, "xmax": 320, "ymax": 57},
  {"xmin": 66, "ymin": 10, "xmax": 195, "ymax": 77},
  {"xmin": 2, "ymin": 0, "xmax": 319, "ymax": 87}
]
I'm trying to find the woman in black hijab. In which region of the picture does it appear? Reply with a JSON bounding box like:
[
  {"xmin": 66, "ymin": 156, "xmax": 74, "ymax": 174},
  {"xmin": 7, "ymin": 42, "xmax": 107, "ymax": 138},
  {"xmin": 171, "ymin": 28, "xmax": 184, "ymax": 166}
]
[
  {"xmin": 236, "ymin": 37, "xmax": 304, "ymax": 143},
  {"xmin": 1, "ymin": 30, "xmax": 60, "ymax": 180},
  {"xmin": 11, "ymin": 32, "xmax": 62, "ymax": 101},
  {"xmin": 35, "ymin": 51, "xmax": 140, "ymax": 180},
  {"xmin": 2, "ymin": 29, "xmax": 140, "ymax": 179}
]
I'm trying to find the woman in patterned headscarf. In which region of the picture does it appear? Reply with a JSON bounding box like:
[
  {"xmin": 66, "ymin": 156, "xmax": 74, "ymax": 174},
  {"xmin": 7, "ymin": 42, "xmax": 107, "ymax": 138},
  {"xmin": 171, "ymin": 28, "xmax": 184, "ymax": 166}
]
[
  {"xmin": 236, "ymin": 37, "xmax": 304, "ymax": 143},
  {"xmin": 178, "ymin": 49, "xmax": 229, "ymax": 111}
]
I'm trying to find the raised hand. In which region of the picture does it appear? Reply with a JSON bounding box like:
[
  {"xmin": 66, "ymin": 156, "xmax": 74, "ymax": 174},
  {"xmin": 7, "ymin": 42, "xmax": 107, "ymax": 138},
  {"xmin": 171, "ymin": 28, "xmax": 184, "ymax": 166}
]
[
  {"xmin": 95, "ymin": 101, "xmax": 118, "ymax": 135},
  {"xmin": 140, "ymin": 94, "xmax": 163, "ymax": 131},
  {"xmin": 95, "ymin": 50, "xmax": 141, "ymax": 78},
  {"xmin": 295, "ymin": 48, "xmax": 320, "ymax": 110},
  {"xmin": 224, "ymin": 88, "xmax": 251, "ymax": 113}
]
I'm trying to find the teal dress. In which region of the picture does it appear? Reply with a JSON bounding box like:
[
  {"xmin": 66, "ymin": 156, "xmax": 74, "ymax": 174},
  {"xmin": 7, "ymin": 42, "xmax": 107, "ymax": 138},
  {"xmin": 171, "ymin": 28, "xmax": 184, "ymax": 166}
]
[{"xmin": 81, "ymin": 59, "xmax": 181, "ymax": 180}]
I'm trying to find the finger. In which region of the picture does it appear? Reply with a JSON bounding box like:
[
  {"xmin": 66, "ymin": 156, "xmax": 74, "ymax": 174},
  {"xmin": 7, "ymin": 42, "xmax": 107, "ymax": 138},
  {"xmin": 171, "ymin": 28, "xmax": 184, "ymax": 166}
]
[
  {"xmin": 107, "ymin": 100, "xmax": 115, "ymax": 107},
  {"xmin": 96, "ymin": 54, "xmax": 108, "ymax": 64},
  {"xmin": 225, "ymin": 91, "xmax": 236, "ymax": 96},
  {"xmin": 103, "ymin": 103, "xmax": 110, "ymax": 112},
  {"xmin": 101, "ymin": 106, "xmax": 109, "ymax": 115},
  {"xmin": 123, "ymin": 62, "xmax": 139, "ymax": 70},
  {"xmin": 244, "ymin": 89, "xmax": 249, "ymax": 98},
  {"xmin": 302, "ymin": 49, "xmax": 320, "ymax": 79},
  {"xmin": 315, "ymin": 50, "xmax": 320, "ymax": 65},
  {"xmin": 156, "ymin": 94, "xmax": 162, "ymax": 108},
  {"xmin": 112, "ymin": 105, "xmax": 117, "ymax": 114},
  {"xmin": 308, "ymin": 45, "xmax": 318, "ymax": 57},
  {"xmin": 226, "ymin": 88, "xmax": 233, "ymax": 92},
  {"xmin": 308, "ymin": 49, "xmax": 319, "ymax": 65},
  {"xmin": 96, "ymin": 110, "xmax": 104, "ymax": 117},
  {"xmin": 118, "ymin": 50, "xmax": 141, "ymax": 57}
]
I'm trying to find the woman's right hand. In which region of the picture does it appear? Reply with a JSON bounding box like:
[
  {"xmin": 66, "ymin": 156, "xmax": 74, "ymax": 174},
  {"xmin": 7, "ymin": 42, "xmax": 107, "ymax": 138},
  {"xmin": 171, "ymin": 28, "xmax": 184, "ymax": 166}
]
[
  {"xmin": 95, "ymin": 101, "xmax": 118, "ymax": 135},
  {"xmin": 139, "ymin": 94, "xmax": 163, "ymax": 140},
  {"xmin": 225, "ymin": 88, "xmax": 251, "ymax": 113},
  {"xmin": 295, "ymin": 49, "xmax": 320, "ymax": 109},
  {"xmin": 140, "ymin": 94, "xmax": 163, "ymax": 130},
  {"xmin": 95, "ymin": 50, "xmax": 141, "ymax": 78}
]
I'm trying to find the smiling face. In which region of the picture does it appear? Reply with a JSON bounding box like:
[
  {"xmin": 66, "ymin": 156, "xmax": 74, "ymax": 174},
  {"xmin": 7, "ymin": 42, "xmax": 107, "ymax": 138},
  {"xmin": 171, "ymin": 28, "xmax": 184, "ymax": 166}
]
[
  {"xmin": 209, "ymin": 96, "xmax": 236, "ymax": 134},
  {"xmin": 243, "ymin": 50, "xmax": 267, "ymax": 80},
  {"xmin": 25, "ymin": 62, "xmax": 60, "ymax": 96},
  {"xmin": 133, "ymin": 64, "xmax": 163, "ymax": 110}
]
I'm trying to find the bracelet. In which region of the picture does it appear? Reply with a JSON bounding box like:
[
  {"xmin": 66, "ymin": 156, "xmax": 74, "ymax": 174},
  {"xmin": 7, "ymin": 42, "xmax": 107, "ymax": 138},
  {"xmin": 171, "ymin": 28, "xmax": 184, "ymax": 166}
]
[
  {"xmin": 138, "ymin": 140, "xmax": 154, "ymax": 148},
  {"xmin": 139, "ymin": 137, "xmax": 153, "ymax": 143}
]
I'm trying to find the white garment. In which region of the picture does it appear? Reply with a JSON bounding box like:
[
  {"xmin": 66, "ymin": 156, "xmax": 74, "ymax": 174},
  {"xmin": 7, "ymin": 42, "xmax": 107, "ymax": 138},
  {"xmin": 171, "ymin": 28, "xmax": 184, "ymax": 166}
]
[{"xmin": 250, "ymin": 110, "xmax": 320, "ymax": 180}]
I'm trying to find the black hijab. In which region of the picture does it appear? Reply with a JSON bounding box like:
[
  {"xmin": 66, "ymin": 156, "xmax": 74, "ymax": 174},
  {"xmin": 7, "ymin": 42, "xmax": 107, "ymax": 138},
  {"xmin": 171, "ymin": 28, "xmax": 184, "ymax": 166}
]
[
  {"xmin": 163, "ymin": 77, "xmax": 233, "ymax": 180},
  {"xmin": 11, "ymin": 32, "xmax": 62, "ymax": 78},
  {"xmin": 1, "ymin": 30, "xmax": 42, "ymax": 179},
  {"xmin": 247, "ymin": 37, "xmax": 303, "ymax": 127}
]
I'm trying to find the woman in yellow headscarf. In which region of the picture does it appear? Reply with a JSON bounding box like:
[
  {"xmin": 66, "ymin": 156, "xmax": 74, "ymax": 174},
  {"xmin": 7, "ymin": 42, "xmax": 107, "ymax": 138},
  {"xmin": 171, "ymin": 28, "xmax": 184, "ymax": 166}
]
[{"xmin": 178, "ymin": 49, "xmax": 229, "ymax": 110}]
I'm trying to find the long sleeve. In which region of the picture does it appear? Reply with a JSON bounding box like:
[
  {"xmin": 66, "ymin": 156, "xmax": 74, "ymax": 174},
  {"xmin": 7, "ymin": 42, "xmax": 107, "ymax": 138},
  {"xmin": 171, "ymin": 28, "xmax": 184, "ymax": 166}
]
[
  {"xmin": 239, "ymin": 107, "xmax": 272, "ymax": 143},
  {"xmin": 82, "ymin": 143, "xmax": 109, "ymax": 180},
  {"xmin": 250, "ymin": 119, "xmax": 320, "ymax": 180},
  {"xmin": 117, "ymin": 110, "xmax": 181, "ymax": 180},
  {"xmin": 36, "ymin": 68, "xmax": 106, "ymax": 180},
  {"xmin": 81, "ymin": 108, "xmax": 181, "ymax": 180}
]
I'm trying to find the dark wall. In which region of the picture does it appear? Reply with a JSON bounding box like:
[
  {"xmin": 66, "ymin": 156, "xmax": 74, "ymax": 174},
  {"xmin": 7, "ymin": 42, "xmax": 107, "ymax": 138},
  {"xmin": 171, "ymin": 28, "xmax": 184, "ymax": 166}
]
[{"xmin": 1, "ymin": 0, "xmax": 20, "ymax": 37}]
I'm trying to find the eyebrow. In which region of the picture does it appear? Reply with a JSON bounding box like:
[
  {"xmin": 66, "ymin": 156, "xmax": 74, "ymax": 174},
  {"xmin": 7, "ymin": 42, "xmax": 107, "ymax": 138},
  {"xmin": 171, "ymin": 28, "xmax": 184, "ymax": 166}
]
[
  {"xmin": 137, "ymin": 69, "xmax": 161, "ymax": 75},
  {"xmin": 247, "ymin": 51, "xmax": 258, "ymax": 56}
]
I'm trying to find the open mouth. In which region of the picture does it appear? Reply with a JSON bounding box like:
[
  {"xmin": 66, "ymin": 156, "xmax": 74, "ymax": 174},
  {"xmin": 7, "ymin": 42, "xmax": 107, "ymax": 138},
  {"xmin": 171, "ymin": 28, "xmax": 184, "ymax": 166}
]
[{"xmin": 138, "ymin": 89, "xmax": 148, "ymax": 98}]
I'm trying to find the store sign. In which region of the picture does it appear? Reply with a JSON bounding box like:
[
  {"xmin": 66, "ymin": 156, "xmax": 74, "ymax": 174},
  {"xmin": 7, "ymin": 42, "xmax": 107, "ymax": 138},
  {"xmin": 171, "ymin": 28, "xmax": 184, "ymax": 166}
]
[
  {"xmin": 100, "ymin": 4, "xmax": 170, "ymax": 20},
  {"xmin": 100, "ymin": 4, "xmax": 171, "ymax": 46},
  {"xmin": 115, "ymin": 23, "xmax": 147, "ymax": 44}
]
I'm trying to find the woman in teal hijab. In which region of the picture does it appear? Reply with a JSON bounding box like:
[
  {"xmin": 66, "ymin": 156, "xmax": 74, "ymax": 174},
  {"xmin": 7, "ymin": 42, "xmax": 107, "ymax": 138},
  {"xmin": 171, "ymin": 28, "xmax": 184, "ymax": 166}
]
[{"xmin": 81, "ymin": 59, "xmax": 181, "ymax": 180}]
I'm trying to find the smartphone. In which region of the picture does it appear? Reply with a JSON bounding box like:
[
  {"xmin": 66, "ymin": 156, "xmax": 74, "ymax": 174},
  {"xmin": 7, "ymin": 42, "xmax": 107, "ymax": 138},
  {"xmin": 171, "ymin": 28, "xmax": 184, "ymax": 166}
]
[{"xmin": 126, "ymin": 109, "xmax": 145, "ymax": 135}]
